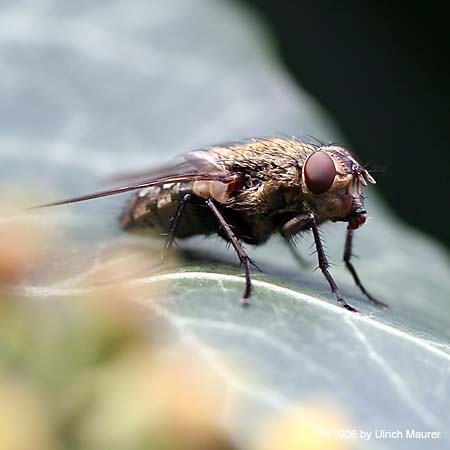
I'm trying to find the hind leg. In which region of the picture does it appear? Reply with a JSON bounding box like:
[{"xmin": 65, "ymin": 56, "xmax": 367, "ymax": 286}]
[{"xmin": 159, "ymin": 193, "xmax": 192, "ymax": 264}]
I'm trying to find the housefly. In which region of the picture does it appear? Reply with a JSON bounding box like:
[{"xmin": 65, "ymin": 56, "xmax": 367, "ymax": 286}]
[{"xmin": 33, "ymin": 137, "xmax": 386, "ymax": 312}]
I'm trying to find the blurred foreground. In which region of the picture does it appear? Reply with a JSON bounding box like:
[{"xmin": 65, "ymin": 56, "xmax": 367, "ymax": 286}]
[{"xmin": 0, "ymin": 219, "xmax": 347, "ymax": 450}]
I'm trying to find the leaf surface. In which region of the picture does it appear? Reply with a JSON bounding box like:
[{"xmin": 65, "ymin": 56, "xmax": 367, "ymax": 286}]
[{"xmin": 1, "ymin": 0, "xmax": 449, "ymax": 448}]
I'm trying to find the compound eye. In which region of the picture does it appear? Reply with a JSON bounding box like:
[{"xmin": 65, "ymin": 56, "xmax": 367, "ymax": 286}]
[{"xmin": 304, "ymin": 151, "xmax": 336, "ymax": 194}]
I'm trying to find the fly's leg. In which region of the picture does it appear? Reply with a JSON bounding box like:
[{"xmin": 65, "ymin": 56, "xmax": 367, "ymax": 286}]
[
  {"xmin": 282, "ymin": 213, "xmax": 358, "ymax": 312},
  {"xmin": 206, "ymin": 198, "xmax": 252, "ymax": 306},
  {"xmin": 160, "ymin": 193, "xmax": 192, "ymax": 263},
  {"xmin": 280, "ymin": 214, "xmax": 311, "ymax": 237},
  {"xmin": 343, "ymin": 229, "xmax": 388, "ymax": 308},
  {"xmin": 132, "ymin": 193, "xmax": 192, "ymax": 277},
  {"xmin": 309, "ymin": 214, "xmax": 358, "ymax": 312}
]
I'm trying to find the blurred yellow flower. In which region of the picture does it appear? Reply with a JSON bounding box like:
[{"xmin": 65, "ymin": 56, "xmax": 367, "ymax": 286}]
[
  {"xmin": 260, "ymin": 405, "xmax": 353, "ymax": 450},
  {"xmin": 0, "ymin": 373, "xmax": 58, "ymax": 450}
]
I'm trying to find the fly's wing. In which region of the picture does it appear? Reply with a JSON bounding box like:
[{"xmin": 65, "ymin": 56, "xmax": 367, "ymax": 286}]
[
  {"xmin": 103, "ymin": 161, "xmax": 196, "ymax": 187},
  {"xmin": 29, "ymin": 151, "xmax": 236, "ymax": 209},
  {"xmin": 184, "ymin": 150, "xmax": 226, "ymax": 172},
  {"xmin": 103, "ymin": 150, "xmax": 227, "ymax": 186}
]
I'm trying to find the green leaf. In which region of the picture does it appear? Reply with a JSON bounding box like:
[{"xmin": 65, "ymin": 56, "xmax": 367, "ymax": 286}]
[{"xmin": 1, "ymin": 0, "xmax": 449, "ymax": 448}]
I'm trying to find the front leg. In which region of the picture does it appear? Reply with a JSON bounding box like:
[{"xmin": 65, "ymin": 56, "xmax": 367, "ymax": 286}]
[{"xmin": 282, "ymin": 213, "xmax": 358, "ymax": 312}]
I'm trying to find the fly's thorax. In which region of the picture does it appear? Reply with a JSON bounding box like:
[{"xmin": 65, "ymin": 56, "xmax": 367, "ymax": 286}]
[
  {"xmin": 189, "ymin": 138, "xmax": 313, "ymax": 210},
  {"xmin": 300, "ymin": 145, "xmax": 376, "ymax": 223}
]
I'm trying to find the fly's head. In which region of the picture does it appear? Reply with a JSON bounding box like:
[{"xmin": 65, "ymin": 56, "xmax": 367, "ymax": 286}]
[{"xmin": 300, "ymin": 146, "xmax": 376, "ymax": 229}]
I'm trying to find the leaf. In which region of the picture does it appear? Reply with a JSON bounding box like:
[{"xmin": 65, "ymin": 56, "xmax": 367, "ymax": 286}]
[{"xmin": 1, "ymin": 0, "xmax": 449, "ymax": 448}]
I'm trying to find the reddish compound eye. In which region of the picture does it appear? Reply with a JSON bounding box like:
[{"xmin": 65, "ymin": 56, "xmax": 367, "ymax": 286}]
[{"xmin": 304, "ymin": 151, "xmax": 336, "ymax": 194}]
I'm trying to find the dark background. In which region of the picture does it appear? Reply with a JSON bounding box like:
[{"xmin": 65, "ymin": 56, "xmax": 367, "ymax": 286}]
[{"xmin": 241, "ymin": 0, "xmax": 450, "ymax": 248}]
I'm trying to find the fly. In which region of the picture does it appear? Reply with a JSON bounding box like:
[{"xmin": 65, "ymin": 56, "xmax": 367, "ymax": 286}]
[{"xmin": 32, "ymin": 137, "xmax": 387, "ymax": 312}]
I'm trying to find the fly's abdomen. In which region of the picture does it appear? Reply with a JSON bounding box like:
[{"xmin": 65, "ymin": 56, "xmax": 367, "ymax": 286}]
[{"xmin": 120, "ymin": 182, "xmax": 215, "ymax": 238}]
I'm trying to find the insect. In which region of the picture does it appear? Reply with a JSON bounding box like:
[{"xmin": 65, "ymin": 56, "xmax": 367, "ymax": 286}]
[{"xmin": 34, "ymin": 137, "xmax": 387, "ymax": 312}]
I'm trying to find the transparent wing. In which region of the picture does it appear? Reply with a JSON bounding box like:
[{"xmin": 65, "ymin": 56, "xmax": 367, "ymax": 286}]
[{"xmin": 30, "ymin": 172, "xmax": 235, "ymax": 209}]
